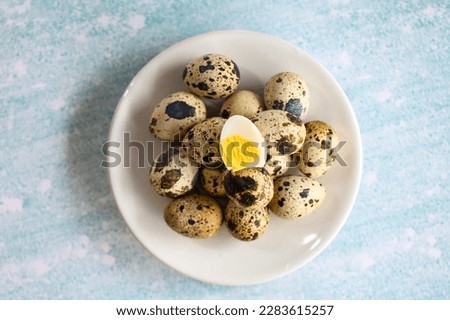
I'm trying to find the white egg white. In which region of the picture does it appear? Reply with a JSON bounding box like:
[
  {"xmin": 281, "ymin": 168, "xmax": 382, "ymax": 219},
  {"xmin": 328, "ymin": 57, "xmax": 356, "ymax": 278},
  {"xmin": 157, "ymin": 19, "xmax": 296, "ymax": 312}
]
[{"xmin": 220, "ymin": 115, "xmax": 267, "ymax": 170}]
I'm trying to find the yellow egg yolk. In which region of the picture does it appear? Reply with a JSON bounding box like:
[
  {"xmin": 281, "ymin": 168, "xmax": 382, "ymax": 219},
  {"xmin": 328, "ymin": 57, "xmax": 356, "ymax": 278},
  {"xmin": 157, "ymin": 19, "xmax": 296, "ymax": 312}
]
[{"xmin": 220, "ymin": 134, "xmax": 260, "ymax": 172}]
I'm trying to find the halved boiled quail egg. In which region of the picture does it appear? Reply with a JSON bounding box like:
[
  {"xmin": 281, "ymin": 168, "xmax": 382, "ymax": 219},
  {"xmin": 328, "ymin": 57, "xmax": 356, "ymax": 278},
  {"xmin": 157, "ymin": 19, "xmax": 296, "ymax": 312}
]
[{"xmin": 219, "ymin": 115, "xmax": 266, "ymax": 172}]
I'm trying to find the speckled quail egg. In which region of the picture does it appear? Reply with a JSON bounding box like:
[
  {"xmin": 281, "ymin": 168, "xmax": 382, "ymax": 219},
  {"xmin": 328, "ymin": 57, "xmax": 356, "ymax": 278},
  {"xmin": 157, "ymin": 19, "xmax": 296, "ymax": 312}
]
[
  {"xmin": 294, "ymin": 120, "xmax": 339, "ymax": 178},
  {"xmin": 251, "ymin": 110, "xmax": 306, "ymax": 156},
  {"xmin": 182, "ymin": 117, "xmax": 226, "ymax": 167},
  {"xmin": 183, "ymin": 53, "xmax": 240, "ymax": 99},
  {"xmin": 268, "ymin": 175, "xmax": 326, "ymax": 219},
  {"xmin": 225, "ymin": 201, "xmax": 269, "ymax": 241},
  {"xmin": 149, "ymin": 147, "xmax": 199, "ymax": 198},
  {"xmin": 220, "ymin": 115, "xmax": 266, "ymax": 172},
  {"xmin": 263, "ymin": 153, "xmax": 293, "ymax": 177},
  {"xmin": 200, "ymin": 165, "xmax": 227, "ymax": 197},
  {"xmin": 220, "ymin": 90, "xmax": 264, "ymax": 119},
  {"xmin": 149, "ymin": 91, "xmax": 207, "ymax": 141},
  {"xmin": 164, "ymin": 194, "xmax": 223, "ymax": 239},
  {"xmin": 223, "ymin": 167, "xmax": 274, "ymax": 210},
  {"xmin": 264, "ymin": 72, "xmax": 310, "ymax": 119}
]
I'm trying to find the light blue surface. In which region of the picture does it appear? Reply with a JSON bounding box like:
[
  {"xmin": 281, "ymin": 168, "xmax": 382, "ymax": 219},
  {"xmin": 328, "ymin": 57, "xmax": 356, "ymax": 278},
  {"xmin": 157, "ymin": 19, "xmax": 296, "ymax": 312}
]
[{"xmin": 0, "ymin": 0, "xmax": 449, "ymax": 299}]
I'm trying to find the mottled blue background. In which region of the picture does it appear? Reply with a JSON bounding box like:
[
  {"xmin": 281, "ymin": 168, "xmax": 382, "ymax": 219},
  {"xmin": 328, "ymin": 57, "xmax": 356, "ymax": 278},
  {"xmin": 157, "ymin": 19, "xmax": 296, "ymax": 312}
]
[{"xmin": 0, "ymin": 0, "xmax": 448, "ymax": 299}]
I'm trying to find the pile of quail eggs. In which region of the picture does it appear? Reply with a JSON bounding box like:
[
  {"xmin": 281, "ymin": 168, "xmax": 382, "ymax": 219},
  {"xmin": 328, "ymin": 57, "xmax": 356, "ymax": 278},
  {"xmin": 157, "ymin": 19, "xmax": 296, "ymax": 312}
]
[{"xmin": 148, "ymin": 53, "xmax": 339, "ymax": 241}]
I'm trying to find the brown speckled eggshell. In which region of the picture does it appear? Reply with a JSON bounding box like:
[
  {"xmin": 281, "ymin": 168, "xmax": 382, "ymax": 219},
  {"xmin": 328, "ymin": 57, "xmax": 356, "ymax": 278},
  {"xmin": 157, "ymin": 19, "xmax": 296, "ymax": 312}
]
[
  {"xmin": 263, "ymin": 153, "xmax": 293, "ymax": 177},
  {"xmin": 223, "ymin": 168, "xmax": 274, "ymax": 210},
  {"xmin": 200, "ymin": 165, "xmax": 227, "ymax": 197},
  {"xmin": 182, "ymin": 117, "xmax": 226, "ymax": 167},
  {"xmin": 225, "ymin": 201, "xmax": 269, "ymax": 241},
  {"xmin": 294, "ymin": 120, "xmax": 340, "ymax": 178},
  {"xmin": 264, "ymin": 72, "xmax": 310, "ymax": 120},
  {"xmin": 220, "ymin": 90, "xmax": 264, "ymax": 119},
  {"xmin": 164, "ymin": 194, "xmax": 223, "ymax": 239},
  {"xmin": 149, "ymin": 147, "xmax": 199, "ymax": 198},
  {"xmin": 149, "ymin": 91, "xmax": 206, "ymax": 141},
  {"xmin": 251, "ymin": 110, "xmax": 306, "ymax": 156},
  {"xmin": 269, "ymin": 175, "xmax": 326, "ymax": 219},
  {"xmin": 183, "ymin": 53, "xmax": 240, "ymax": 99}
]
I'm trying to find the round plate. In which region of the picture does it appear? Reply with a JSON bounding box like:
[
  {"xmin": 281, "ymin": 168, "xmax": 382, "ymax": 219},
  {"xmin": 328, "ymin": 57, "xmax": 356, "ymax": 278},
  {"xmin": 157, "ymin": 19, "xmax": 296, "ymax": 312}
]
[{"xmin": 108, "ymin": 30, "xmax": 362, "ymax": 285}]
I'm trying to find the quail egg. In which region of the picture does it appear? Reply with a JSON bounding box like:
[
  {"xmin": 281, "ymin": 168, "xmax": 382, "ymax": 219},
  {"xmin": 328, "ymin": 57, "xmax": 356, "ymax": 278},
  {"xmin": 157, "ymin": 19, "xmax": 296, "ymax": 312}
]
[
  {"xmin": 223, "ymin": 167, "xmax": 273, "ymax": 210},
  {"xmin": 264, "ymin": 71, "xmax": 310, "ymax": 119},
  {"xmin": 225, "ymin": 201, "xmax": 269, "ymax": 241},
  {"xmin": 164, "ymin": 194, "xmax": 223, "ymax": 239},
  {"xmin": 200, "ymin": 165, "xmax": 227, "ymax": 197},
  {"xmin": 251, "ymin": 110, "xmax": 306, "ymax": 156},
  {"xmin": 220, "ymin": 90, "xmax": 264, "ymax": 119},
  {"xmin": 149, "ymin": 147, "xmax": 199, "ymax": 198},
  {"xmin": 183, "ymin": 53, "xmax": 240, "ymax": 99},
  {"xmin": 220, "ymin": 115, "xmax": 266, "ymax": 172},
  {"xmin": 294, "ymin": 120, "xmax": 339, "ymax": 178},
  {"xmin": 149, "ymin": 91, "xmax": 207, "ymax": 141},
  {"xmin": 182, "ymin": 117, "xmax": 226, "ymax": 167},
  {"xmin": 263, "ymin": 153, "xmax": 293, "ymax": 177},
  {"xmin": 269, "ymin": 175, "xmax": 326, "ymax": 219}
]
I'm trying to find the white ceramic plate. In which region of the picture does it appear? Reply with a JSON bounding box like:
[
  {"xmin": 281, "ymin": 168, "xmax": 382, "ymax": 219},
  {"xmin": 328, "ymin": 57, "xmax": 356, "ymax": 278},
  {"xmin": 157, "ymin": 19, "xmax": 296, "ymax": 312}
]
[{"xmin": 108, "ymin": 30, "xmax": 362, "ymax": 285}]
